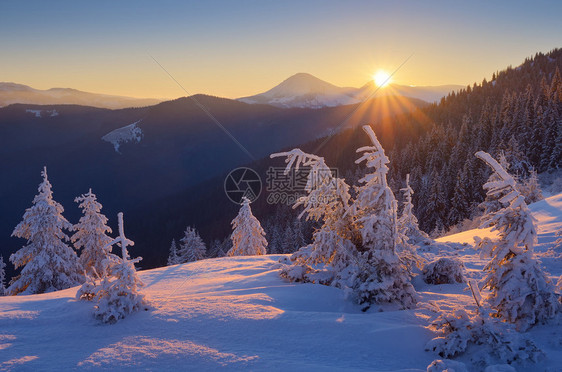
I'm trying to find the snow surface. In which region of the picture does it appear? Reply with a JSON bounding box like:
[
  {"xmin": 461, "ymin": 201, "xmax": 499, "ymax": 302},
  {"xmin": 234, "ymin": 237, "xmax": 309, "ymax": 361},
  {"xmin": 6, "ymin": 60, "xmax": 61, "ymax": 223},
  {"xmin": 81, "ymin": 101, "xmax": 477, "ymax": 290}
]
[
  {"xmin": 101, "ymin": 121, "xmax": 143, "ymax": 153},
  {"xmin": 0, "ymin": 193, "xmax": 561, "ymax": 371}
]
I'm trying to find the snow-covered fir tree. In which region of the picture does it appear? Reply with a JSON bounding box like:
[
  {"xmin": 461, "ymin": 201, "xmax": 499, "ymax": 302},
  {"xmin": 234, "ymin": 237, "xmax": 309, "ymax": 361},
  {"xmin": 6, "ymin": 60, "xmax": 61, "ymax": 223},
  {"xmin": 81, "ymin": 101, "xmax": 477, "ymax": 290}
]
[
  {"xmin": 92, "ymin": 212, "xmax": 149, "ymax": 323},
  {"xmin": 71, "ymin": 189, "xmax": 113, "ymax": 279},
  {"xmin": 398, "ymin": 174, "xmax": 430, "ymax": 244},
  {"xmin": 475, "ymin": 151, "xmax": 560, "ymax": 331},
  {"xmin": 342, "ymin": 125, "xmax": 416, "ymax": 308},
  {"xmin": 0, "ymin": 256, "xmax": 6, "ymax": 296},
  {"xmin": 9, "ymin": 167, "xmax": 82, "ymax": 295},
  {"xmin": 227, "ymin": 197, "xmax": 268, "ymax": 256},
  {"xmin": 178, "ymin": 227, "xmax": 206, "ymax": 262},
  {"xmin": 167, "ymin": 239, "xmax": 180, "ymax": 265}
]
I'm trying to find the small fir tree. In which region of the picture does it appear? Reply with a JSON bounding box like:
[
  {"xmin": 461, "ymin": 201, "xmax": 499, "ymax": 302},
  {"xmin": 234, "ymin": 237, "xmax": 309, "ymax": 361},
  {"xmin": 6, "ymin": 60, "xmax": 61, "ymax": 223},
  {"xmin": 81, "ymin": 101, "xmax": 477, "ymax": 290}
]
[
  {"xmin": 178, "ymin": 227, "xmax": 206, "ymax": 262},
  {"xmin": 9, "ymin": 167, "xmax": 82, "ymax": 295},
  {"xmin": 167, "ymin": 239, "xmax": 180, "ymax": 265},
  {"xmin": 227, "ymin": 198, "xmax": 268, "ymax": 256},
  {"xmin": 398, "ymin": 174, "xmax": 430, "ymax": 244},
  {"xmin": 71, "ymin": 189, "xmax": 113, "ymax": 279}
]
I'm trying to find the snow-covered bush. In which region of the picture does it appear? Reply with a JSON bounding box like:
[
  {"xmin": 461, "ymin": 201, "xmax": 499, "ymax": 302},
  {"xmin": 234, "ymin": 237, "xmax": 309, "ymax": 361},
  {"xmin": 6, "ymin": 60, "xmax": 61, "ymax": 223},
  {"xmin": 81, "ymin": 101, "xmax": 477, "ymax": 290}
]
[
  {"xmin": 426, "ymin": 307, "xmax": 542, "ymax": 366},
  {"xmin": 90, "ymin": 213, "xmax": 149, "ymax": 323},
  {"xmin": 274, "ymin": 125, "xmax": 417, "ymax": 309},
  {"xmin": 426, "ymin": 359, "xmax": 468, "ymax": 372},
  {"xmin": 475, "ymin": 151, "xmax": 560, "ymax": 330},
  {"xmin": 227, "ymin": 198, "xmax": 268, "ymax": 256},
  {"xmin": 167, "ymin": 239, "xmax": 180, "ymax": 265},
  {"xmin": 9, "ymin": 167, "xmax": 82, "ymax": 295},
  {"xmin": 71, "ymin": 189, "xmax": 113, "ymax": 279},
  {"xmin": 422, "ymin": 258, "xmax": 464, "ymax": 285},
  {"xmin": 178, "ymin": 227, "xmax": 206, "ymax": 262}
]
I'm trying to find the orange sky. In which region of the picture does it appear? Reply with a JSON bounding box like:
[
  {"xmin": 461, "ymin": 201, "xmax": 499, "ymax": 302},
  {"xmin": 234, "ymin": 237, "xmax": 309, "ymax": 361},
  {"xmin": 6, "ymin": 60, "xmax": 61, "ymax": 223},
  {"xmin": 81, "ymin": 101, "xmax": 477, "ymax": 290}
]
[{"xmin": 1, "ymin": 1, "xmax": 560, "ymax": 100}]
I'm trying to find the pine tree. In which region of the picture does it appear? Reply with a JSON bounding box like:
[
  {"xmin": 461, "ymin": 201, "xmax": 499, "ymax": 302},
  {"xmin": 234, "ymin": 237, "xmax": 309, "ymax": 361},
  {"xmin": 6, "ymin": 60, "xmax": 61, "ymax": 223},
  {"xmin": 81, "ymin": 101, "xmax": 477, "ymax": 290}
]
[
  {"xmin": 398, "ymin": 174, "xmax": 430, "ymax": 244},
  {"xmin": 292, "ymin": 218, "xmax": 306, "ymax": 250},
  {"xmin": 9, "ymin": 167, "xmax": 82, "ymax": 295},
  {"xmin": 167, "ymin": 239, "xmax": 180, "ymax": 265},
  {"xmin": 71, "ymin": 189, "xmax": 113, "ymax": 279},
  {"xmin": 178, "ymin": 227, "xmax": 206, "ymax": 262},
  {"xmin": 227, "ymin": 198, "xmax": 268, "ymax": 256},
  {"xmin": 447, "ymin": 164, "xmax": 472, "ymax": 226},
  {"xmin": 0, "ymin": 256, "xmax": 6, "ymax": 296},
  {"xmin": 475, "ymin": 151, "xmax": 559, "ymax": 331},
  {"xmin": 92, "ymin": 212, "xmax": 149, "ymax": 323}
]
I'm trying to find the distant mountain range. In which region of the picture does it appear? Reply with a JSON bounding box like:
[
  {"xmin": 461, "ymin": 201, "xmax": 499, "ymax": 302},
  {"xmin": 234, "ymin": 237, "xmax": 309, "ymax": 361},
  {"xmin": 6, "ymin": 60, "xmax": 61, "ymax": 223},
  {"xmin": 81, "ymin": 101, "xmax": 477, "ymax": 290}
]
[
  {"xmin": 0, "ymin": 82, "xmax": 162, "ymax": 109},
  {"xmin": 238, "ymin": 73, "xmax": 463, "ymax": 108},
  {"xmin": 0, "ymin": 93, "xmax": 425, "ymax": 274}
]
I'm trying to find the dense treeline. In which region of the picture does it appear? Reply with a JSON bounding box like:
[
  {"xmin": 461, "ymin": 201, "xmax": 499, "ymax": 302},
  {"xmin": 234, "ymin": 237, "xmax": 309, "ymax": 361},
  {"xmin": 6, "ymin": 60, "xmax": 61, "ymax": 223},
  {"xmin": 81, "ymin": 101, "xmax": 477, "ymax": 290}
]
[{"xmin": 387, "ymin": 49, "xmax": 562, "ymax": 234}]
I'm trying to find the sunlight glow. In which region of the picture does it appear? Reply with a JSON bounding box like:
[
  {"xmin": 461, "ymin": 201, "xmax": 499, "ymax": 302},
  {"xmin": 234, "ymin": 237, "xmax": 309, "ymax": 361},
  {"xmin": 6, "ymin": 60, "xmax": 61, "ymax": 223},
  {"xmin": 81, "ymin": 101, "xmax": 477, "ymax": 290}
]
[{"xmin": 373, "ymin": 70, "xmax": 392, "ymax": 88}]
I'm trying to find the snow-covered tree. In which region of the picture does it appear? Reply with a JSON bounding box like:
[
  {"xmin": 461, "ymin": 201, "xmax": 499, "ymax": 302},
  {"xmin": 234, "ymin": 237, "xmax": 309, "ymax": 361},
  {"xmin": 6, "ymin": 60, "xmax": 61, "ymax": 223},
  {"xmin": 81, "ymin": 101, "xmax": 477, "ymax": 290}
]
[
  {"xmin": 342, "ymin": 125, "xmax": 416, "ymax": 308},
  {"xmin": 166, "ymin": 239, "xmax": 180, "ymax": 265},
  {"xmin": 274, "ymin": 125, "xmax": 416, "ymax": 309},
  {"xmin": 71, "ymin": 189, "xmax": 113, "ymax": 279},
  {"xmin": 0, "ymin": 256, "xmax": 6, "ymax": 296},
  {"xmin": 227, "ymin": 198, "xmax": 268, "ymax": 256},
  {"xmin": 178, "ymin": 227, "xmax": 206, "ymax": 262},
  {"xmin": 9, "ymin": 167, "xmax": 82, "ymax": 295},
  {"xmin": 398, "ymin": 174, "xmax": 430, "ymax": 244},
  {"xmin": 475, "ymin": 151, "xmax": 560, "ymax": 331},
  {"xmin": 271, "ymin": 148, "xmax": 353, "ymax": 273},
  {"xmin": 92, "ymin": 212, "xmax": 149, "ymax": 323}
]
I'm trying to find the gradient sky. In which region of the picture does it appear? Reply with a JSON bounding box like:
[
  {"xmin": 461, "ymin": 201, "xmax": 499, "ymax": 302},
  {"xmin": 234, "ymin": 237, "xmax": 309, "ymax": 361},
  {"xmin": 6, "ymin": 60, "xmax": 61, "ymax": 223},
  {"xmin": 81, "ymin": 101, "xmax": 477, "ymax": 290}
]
[{"xmin": 1, "ymin": 0, "xmax": 561, "ymax": 99}]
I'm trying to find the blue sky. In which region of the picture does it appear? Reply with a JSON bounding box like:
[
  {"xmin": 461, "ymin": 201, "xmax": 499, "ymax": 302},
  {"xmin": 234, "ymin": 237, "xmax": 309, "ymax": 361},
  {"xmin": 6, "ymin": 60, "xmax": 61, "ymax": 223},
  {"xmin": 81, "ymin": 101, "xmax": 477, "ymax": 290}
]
[{"xmin": 1, "ymin": 0, "xmax": 560, "ymax": 98}]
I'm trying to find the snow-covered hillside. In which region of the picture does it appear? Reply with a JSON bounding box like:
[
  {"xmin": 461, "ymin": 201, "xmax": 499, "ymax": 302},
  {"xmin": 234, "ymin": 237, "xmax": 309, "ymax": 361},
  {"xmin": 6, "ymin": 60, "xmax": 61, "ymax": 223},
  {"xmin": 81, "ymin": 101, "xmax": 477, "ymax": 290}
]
[
  {"xmin": 101, "ymin": 121, "xmax": 143, "ymax": 153},
  {"xmin": 1, "ymin": 194, "xmax": 560, "ymax": 371}
]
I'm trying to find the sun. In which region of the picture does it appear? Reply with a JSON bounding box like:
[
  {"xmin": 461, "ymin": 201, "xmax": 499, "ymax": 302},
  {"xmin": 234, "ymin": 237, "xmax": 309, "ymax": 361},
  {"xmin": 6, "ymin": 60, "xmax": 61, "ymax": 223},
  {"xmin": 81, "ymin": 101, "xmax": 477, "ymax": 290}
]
[{"xmin": 373, "ymin": 70, "xmax": 392, "ymax": 88}]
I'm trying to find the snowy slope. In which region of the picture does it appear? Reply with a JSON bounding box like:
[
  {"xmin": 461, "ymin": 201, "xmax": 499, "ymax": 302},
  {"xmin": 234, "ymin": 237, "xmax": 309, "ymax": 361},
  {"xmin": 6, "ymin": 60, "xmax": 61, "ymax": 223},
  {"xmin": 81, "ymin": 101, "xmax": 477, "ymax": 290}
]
[
  {"xmin": 0, "ymin": 194, "xmax": 560, "ymax": 371},
  {"xmin": 101, "ymin": 120, "xmax": 143, "ymax": 153}
]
